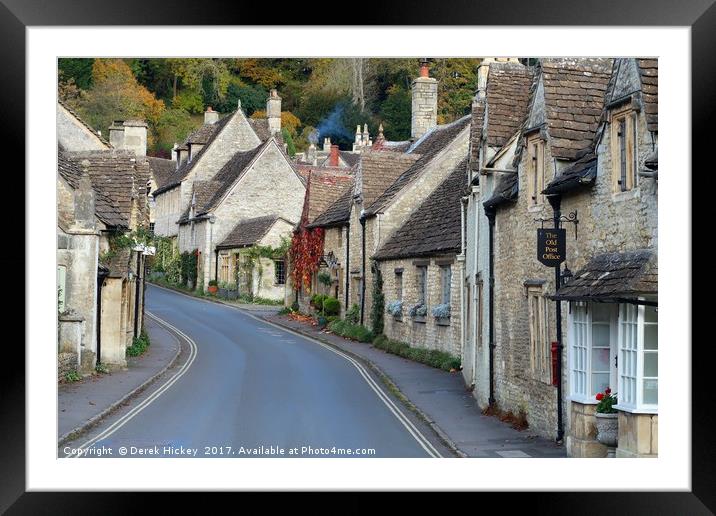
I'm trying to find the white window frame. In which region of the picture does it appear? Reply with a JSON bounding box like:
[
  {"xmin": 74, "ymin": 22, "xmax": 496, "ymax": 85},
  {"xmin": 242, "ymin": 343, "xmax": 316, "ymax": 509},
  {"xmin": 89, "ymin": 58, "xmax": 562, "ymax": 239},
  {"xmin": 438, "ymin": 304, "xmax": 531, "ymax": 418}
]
[
  {"xmin": 567, "ymin": 301, "xmax": 619, "ymax": 404},
  {"xmin": 614, "ymin": 301, "xmax": 658, "ymax": 413}
]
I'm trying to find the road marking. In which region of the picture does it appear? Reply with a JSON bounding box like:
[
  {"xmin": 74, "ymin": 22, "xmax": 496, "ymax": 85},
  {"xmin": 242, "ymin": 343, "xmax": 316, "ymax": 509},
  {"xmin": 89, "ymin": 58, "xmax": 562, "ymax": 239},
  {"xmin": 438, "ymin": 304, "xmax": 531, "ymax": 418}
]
[
  {"xmin": 242, "ymin": 312, "xmax": 443, "ymax": 458},
  {"xmin": 496, "ymin": 450, "xmax": 532, "ymax": 458},
  {"xmin": 148, "ymin": 283, "xmax": 443, "ymax": 458},
  {"xmin": 64, "ymin": 311, "xmax": 198, "ymax": 458}
]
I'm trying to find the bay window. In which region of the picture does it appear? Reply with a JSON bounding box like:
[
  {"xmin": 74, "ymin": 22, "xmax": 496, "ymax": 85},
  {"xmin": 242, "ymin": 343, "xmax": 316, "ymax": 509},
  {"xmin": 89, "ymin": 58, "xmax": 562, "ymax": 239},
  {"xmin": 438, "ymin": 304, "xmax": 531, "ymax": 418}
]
[{"xmin": 569, "ymin": 301, "xmax": 658, "ymax": 412}]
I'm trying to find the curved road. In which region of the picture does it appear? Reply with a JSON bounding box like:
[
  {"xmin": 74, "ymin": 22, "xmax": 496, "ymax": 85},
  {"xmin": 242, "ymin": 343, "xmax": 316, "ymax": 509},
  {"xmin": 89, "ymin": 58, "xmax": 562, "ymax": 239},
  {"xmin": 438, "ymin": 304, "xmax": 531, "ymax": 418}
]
[{"xmin": 64, "ymin": 285, "xmax": 443, "ymax": 458}]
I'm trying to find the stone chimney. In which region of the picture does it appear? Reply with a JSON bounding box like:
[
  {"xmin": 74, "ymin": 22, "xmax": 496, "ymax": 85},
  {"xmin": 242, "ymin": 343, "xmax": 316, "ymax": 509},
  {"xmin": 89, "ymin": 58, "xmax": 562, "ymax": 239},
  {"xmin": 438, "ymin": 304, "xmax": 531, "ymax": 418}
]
[
  {"xmin": 204, "ymin": 106, "xmax": 219, "ymax": 125},
  {"xmin": 171, "ymin": 143, "xmax": 178, "ymax": 162},
  {"xmin": 329, "ymin": 145, "xmax": 340, "ymax": 167},
  {"xmin": 411, "ymin": 59, "xmax": 438, "ymax": 140},
  {"xmin": 75, "ymin": 160, "xmax": 96, "ymax": 231},
  {"xmin": 176, "ymin": 146, "xmax": 188, "ymax": 169},
  {"xmin": 109, "ymin": 119, "xmax": 147, "ymax": 156},
  {"xmin": 307, "ymin": 143, "xmax": 317, "ymax": 165},
  {"xmin": 266, "ymin": 89, "xmax": 282, "ymax": 136},
  {"xmin": 362, "ymin": 123, "xmax": 370, "ymax": 146}
]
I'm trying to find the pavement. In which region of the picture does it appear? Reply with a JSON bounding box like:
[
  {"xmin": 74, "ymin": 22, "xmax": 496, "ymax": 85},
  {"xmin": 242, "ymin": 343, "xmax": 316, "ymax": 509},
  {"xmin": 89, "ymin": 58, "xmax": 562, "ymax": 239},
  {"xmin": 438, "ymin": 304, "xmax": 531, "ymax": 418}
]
[
  {"xmin": 57, "ymin": 315, "xmax": 182, "ymax": 443},
  {"xmin": 264, "ymin": 314, "xmax": 567, "ymax": 458}
]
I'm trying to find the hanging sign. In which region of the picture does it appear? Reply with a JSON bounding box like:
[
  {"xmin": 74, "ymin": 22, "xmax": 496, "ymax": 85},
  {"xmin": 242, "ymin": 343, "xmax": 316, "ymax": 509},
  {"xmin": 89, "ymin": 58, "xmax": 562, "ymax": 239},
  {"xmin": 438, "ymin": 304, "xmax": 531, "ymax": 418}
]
[{"xmin": 537, "ymin": 228, "xmax": 566, "ymax": 266}]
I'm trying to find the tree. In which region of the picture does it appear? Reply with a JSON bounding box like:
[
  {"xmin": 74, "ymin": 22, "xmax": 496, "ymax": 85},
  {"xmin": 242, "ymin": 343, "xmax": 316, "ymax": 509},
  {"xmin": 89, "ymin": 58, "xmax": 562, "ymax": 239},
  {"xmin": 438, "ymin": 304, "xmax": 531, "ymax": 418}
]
[
  {"xmin": 370, "ymin": 262, "xmax": 385, "ymax": 337},
  {"xmin": 155, "ymin": 108, "xmax": 196, "ymax": 155},
  {"xmin": 58, "ymin": 58, "xmax": 94, "ymax": 90},
  {"xmin": 379, "ymin": 85, "xmax": 412, "ymax": 141}
]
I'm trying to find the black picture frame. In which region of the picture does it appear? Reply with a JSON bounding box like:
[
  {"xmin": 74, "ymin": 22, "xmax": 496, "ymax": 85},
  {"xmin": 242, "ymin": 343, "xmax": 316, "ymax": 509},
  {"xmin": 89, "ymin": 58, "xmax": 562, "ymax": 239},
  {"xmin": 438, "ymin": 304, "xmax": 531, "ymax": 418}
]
[{"xmin": 4, "ymin": 0, "xmax": 706, "ymax": 511}]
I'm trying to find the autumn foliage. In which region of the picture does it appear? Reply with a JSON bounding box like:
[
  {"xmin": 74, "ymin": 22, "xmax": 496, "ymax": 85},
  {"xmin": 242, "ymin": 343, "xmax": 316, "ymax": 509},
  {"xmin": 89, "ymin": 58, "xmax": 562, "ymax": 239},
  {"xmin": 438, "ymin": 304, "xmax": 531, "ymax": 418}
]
[{"xmin": 289, "ymin": 227, "xmax": 324, "ymax": 292}]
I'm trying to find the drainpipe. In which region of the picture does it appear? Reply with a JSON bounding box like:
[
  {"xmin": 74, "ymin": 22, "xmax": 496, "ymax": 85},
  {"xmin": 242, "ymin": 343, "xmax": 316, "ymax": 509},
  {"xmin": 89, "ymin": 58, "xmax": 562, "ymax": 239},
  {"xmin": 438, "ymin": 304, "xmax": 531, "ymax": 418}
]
[
  {"xmin": 548, "ymin": 193, "xmax": 565, "ymax": 444},
  {"xmin": 215, "ymin": 248, "xmax": 219, "ymax": 283},
  {"xmin": 96, "ymin": 267, "xmax": 109, "ymax": 363},
  {"xmin": 485, "ymin": 206, "xmax": 496, "ymax": 407},
  {"xmin": 359, "ymin": 211, "xmax": 367, "ymax": 326},
  {"xmin": 345, "ymin": 223, "xmax": 350, "ymax": 311},
  {"xmin": 133, "ymin": 251, "xmax": 141, "ymax": 339}
]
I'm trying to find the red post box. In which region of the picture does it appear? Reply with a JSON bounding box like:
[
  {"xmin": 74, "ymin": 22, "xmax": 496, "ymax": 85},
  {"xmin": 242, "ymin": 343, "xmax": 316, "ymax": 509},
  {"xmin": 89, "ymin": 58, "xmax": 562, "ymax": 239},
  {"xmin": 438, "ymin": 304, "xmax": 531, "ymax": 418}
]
[{"xmin": 551, "ymin": 341, "xmax": 559, "ymax": 386}]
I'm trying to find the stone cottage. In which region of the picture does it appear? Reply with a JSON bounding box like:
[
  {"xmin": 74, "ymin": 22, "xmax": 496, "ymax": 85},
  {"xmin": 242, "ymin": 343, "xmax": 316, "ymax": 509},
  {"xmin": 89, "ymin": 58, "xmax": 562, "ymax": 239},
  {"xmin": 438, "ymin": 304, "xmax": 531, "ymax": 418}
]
[
  {"xmin": 176, "ymin": 137, "xmax": 306, "ymax": 293},
  {"xmin": 373, "ymin": 157, "xmax": 469, "ymax": 357},
  {"xmin": 461, "ymin": 59, "xmax": 535, "ymax": 408}
]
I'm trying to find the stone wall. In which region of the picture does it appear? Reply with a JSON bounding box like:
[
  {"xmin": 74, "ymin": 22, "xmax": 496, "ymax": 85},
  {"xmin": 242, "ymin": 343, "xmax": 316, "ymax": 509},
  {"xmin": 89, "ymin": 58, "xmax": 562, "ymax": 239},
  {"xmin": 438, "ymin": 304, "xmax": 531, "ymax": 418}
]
[
  {"xmin": 154, "ymin": 186, "xmax": 180, "ymax": 237},
  {"xmin": 380, "ymin": 256, "xmax": 463, "ymax": 357},
  {"xmin": 616, "ymin": 412, "xmax": 658, "ymax": 458},
  {"xmin": 58, "ymin": 352, "xmax": 79, "ymax": 382}
]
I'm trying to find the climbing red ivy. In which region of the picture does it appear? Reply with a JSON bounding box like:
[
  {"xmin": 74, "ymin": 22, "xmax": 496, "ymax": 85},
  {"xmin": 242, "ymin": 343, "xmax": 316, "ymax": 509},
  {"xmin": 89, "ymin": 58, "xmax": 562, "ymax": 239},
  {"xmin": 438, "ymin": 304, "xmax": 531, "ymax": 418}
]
[{"xmin": 289, "ymin": 227, "xmax": 324, "ymax": 292}]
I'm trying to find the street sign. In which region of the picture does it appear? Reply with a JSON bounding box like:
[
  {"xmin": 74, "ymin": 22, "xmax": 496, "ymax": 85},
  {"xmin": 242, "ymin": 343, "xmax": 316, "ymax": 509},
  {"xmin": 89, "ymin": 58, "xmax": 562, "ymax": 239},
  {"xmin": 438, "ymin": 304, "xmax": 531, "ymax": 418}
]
[{"xmin": 537, "ymin": 228, "xmax": 566, "ymax": 266}]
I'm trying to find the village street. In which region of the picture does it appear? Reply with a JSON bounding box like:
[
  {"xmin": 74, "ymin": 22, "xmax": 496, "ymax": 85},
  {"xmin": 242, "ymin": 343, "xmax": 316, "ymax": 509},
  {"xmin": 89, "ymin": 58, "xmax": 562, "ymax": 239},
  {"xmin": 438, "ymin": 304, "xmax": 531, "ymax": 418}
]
[{"xmin": 59, "ymin": 285, "xmax": 450, "ymax": 458}]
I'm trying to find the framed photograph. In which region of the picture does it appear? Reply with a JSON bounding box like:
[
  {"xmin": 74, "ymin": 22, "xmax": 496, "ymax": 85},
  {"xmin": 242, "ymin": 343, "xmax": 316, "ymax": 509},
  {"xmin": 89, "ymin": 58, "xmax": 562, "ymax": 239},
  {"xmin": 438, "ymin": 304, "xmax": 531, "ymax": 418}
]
[{"xmin": 5, "ymin": 0, "xmax": 707, "ymax": 510}]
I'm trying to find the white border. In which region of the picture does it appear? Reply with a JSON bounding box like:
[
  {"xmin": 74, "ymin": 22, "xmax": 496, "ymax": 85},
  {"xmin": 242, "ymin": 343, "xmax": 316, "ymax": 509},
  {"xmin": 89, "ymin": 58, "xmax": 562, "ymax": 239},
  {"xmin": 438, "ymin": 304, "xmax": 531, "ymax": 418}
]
[{"xmin": 29, "ymin": 27, "xmax": 690, "ymax": 491}]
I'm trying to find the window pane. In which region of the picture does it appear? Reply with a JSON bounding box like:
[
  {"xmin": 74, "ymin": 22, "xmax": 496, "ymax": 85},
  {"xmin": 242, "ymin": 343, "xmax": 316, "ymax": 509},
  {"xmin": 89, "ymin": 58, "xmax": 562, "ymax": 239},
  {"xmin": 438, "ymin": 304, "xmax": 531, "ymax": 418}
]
[
  {"xmin": 592, "ymin": 373, "xmax": 610, "ymax": 395},
  {"xmin": 644, "ymin": 305, "xmax": 658, "ymax": 323},
  {"xmin": 592, "ymin": 347, "xmax": 610, "ymax": 372},
  {"xmin": 643, "ymin": 352, "xmax": 658, "ymax": 377},
  {"xmin": 591, "ymin": 303, "xmax": 611, "ymax": 323},
  {"xmin": 644, "ymin": 324, "xmax": 658, "ymax": 350},
  {"xmin": 592, "ymin": 323, "xmax": 610, "ymax": 348},
  {"xmin": 643, "ymin": 378, "xmax": 658, "ymax": 405}
]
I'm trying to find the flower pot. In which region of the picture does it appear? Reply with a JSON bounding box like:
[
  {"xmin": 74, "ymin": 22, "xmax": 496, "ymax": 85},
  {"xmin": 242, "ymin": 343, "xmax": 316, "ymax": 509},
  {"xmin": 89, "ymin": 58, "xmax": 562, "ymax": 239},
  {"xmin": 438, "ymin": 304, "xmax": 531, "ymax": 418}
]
[
  {"xmin": 595, "ymin": 412, "xmax": 618, "ymax": 448},
  {"xmin": 207, "ymin": 285, "xmax": 218, "ymax": 294}
]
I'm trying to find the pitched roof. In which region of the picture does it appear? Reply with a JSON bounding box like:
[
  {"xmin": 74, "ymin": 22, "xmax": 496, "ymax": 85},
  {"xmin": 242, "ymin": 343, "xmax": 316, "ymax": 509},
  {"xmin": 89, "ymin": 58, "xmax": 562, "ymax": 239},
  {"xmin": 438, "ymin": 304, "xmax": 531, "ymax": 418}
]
[
  {"xmin": 58, "ymin": 152, "xmax": 127, "ymax": 228},
  {"xmin": 552, "ymin": 249, "xmax": 657, "ymax": 303},
  {"xmin": 483, "ymin": 173, "xmax": 519, "ymax": 210},
  {"xmin": 57, "ymin": 100, "xmax": 111, "ymax": 148},
  {"xmin": 153, "ymin": 114, "xmax": 233, "ymax": 195},
  {"xmin": 542, "ymin": 152, "xmax": 598, "ymax": 195},
  {"xmin": 248, "ymin": 118, "xmax": 285, "ymax": 145},
  {"xmin": 304, "ymin": 171, "xmax": 354, "ymax": 225},
  {"xmin": 637, "ymin": 59, "xmax": 658, "ymax": 133},
  {"xmin": 307, "ymin": 181, "xmax": 355, "ymax": 229},
  {"xmin": 367, "ymin": 115, "xmax": 471, "ymax": 215},
  {"xmin": 146, "ymin": 156, "xmax": 176, "ymax": 190},
  {"xmin": 540, "ymin": 58, "xmax": 613, "ymax": 160},
  {"xmin": 180, "ymin": 143, "xmax": 265, "ymax": 221},
  {"xmin": 357, "ymin": 151, "xmax": 420, "ymax": 211},
  {"xmin": 217, "ymin": 215, "xmax": 286, "ymax": 249},
  {"xmin": 64, "ymin": 150, "xmax": 150, "ymax": 228},
  {"xmin": 374, "ymin": 157, "xmax": 468, "ymax": 260},
  {"xmin": 485, "ymin": 62, "xmax": 534, "ymax": 148}
]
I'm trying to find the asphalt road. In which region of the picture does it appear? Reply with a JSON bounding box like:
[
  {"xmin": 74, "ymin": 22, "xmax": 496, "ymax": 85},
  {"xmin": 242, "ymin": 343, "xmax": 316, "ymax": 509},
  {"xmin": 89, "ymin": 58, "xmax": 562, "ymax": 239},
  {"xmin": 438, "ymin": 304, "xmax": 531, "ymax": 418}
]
[{"xmin": 63, "ymin": 285, "xmax": 442, "ymax": 458}]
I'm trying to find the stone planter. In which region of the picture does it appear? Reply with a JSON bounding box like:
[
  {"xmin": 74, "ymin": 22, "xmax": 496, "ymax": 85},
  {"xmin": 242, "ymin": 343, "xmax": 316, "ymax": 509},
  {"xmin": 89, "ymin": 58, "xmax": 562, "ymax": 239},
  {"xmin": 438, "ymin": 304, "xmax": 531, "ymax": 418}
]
[
  {"xmin": 595, "ymin": 412, "xmax": 619, "ymax": 449},
  {"xmin": 412, "ymin": 315, "xmax": 426, "ymax": 324},
  {"xmin": 226, "ymin": 290, "xmax": 239, "ymax": 300},
  {"xmin": 218, "ymin": 287, "xmax": 228, "ymax": 298},
  {"xmin": 435, "ymin": 316, "xmax": 451, "ymax": 326}
]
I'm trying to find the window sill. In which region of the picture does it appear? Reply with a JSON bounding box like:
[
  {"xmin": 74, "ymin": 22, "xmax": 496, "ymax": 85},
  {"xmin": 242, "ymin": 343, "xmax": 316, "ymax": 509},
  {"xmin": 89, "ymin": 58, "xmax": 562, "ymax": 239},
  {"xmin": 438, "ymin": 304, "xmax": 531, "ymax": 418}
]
[
  {"xmin": 613, "ymin": 404, "xmax": 658, "ymax": 415},
  {"xmin": 611, "ymin": 188, "xmax": 641, "ymax": 203},
  {"xmin": 412, "ymin": 315, "xmax": 426, "ymax": 324},
  {"xmin": 435, "ymin": 317, "xmax": 451, "ymax": 326},
  {"xmin": 568, "ymin": 396, "xmax": 599, "ymax": 405}
]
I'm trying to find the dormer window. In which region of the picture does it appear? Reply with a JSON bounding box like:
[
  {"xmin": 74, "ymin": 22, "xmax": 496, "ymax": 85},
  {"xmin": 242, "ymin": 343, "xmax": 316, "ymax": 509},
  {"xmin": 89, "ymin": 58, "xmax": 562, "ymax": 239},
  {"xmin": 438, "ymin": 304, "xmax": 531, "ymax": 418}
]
[
  {"xmin": 611, "ymin": 107, "xmax": 638, "ymax": 193},
  {"xmin": 526, "ymin": 133, "xmax": 545, "ymax": 207}
]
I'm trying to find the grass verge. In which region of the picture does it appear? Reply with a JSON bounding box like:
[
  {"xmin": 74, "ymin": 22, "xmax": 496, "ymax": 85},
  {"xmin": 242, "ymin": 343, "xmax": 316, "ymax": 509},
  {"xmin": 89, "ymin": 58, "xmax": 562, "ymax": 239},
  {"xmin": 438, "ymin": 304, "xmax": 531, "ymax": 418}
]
[{"xmin": 372, "ymin": 334, "xmax": 461, "ymax": 372}]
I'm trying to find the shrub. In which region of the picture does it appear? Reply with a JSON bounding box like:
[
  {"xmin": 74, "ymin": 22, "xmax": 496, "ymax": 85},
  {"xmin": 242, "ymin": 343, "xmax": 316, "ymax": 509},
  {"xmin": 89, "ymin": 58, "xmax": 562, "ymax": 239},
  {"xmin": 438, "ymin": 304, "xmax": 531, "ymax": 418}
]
[
  {"xmin": 370, "ymin": 263, "xmax": 385, "ymax": 336},
  {"xmin": 327, "ymin": 319, "xmax": 374, "ymax": 343},
  {"xmin": 291, "ymin": 300, "xmax": 300, "ymax": 312},
  {"xmin": 64, "ymin": 370, "xmax": 82, "ymax": 382},
  {"xmin": 126, "ymin": 331, "xmax": 150, "ymax": 357},
  {"xmin": 386, "ymin": 300, "xmax": 403, "ymax": 316},
  {"xmin": 431, "ymin": 303, "xmax": 451, "ymax": 319},
  {"xmin": 371, "ymin": 335, "xmax": 461, "ymax": 372},
  {"xmin": 208, "ymin": 279, "xmax": 218, "ymax": 287},
  {"xmin": 408, "ymin": 303, "xmax": 427, "ymax": 317},
  {"xmin": 323, "ymin": 296, "xmax": 340, "ymax": 316},
  {"xmin": 317, "ymin": 271, "xmax": 332, "ymax": 287},
  {"xmin": 345, "ymin": 303, "xmax": 360, "ymax": 324}
]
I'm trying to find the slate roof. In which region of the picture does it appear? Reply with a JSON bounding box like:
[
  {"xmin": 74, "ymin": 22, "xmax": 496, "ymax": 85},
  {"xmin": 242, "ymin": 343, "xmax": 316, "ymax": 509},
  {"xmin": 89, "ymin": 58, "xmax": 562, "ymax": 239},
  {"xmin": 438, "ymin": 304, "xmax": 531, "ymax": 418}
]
[
  {"xmin": 357, "ymin": 151, "xmax": 421, "ymax": 211},
  {"xmin": 180, "ymin": 143, "xmax": 265, "ymax": 221},
  {"xmin": 104, "ymin": 248, "xmax": 132, "ymax": 279},
  {"xmin": 217, "ymin": 215, "xmax": 286, "ymax": 249},
  {"xmin": 374, "ymin": 157, "xmax": 468, "ymax": 260},
  {"xmin": 367, "ymin": 115, "xmax": 471, "ymax": 216},
  {"xmin": 248, "ymin": 118, "xmax": 285, "ymax": 145},
  {"xmin": 58, "ymin": 100, "xmax": 111, "ymax": 148},
  {"xmin": 485, "ymin": 62, "xmax": 534, "ymax": 148},
  {"xmin": 64, "ymin": 150, "xmax": 150, "ymax": 228},
  {"xmin": 146, "ymin": 156, "xmax": 176, "ymax": 190},
  {"xmin": 483, "ymin": 173, "xmax": 519, "ymax": 210},
  {"xmin": 552, "ymin": 250, "xmax": 657, "ymax": 303},
  {"xmin": 58, "ymin": 152, "xmax": 127, "ymax": 228},
  {"xmin": 540, "ymin": 58, "xmax": 613, "ymax": 160},
  {"xmin": 153, "ymin": 114, "xmax": 233, "ymax": 195},
  {"xmin": 637, "ymin": 59, "xmax": 658, "ymax": 133},
  {"xmin": 307, "ymin": 182, "xmax": 355, "ymax": 229},
  {"xmin": 304, "ymin": 171, "xmax": 354, "ymax": 225},
  {"xmin": 542, "ymin": 152, "xmax": 598, "ymax": 195},
  {"xmin": 375, "ymin": 140, "xmax": 412, "ymax": 152}
]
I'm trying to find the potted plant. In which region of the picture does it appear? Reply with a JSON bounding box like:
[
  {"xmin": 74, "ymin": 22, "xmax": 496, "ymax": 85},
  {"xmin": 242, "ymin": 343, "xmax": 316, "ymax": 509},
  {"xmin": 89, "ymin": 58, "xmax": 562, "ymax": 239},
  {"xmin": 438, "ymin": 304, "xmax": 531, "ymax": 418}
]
[
  {"xmin": 386, "ymin": 300, "xmax": 403, "ymax": 320},
  {"xmin": 594, "ymin": 387, "xmax": 618, "ymax": 449},
  {"xmin": 218, "ymin": 281, "xmax": 228, "ymax": 298},
  {"xmin": 226, "ymin": 282, "xmax": 238, "ymax": 300},
  {"xmin": 207, "ymin": 279, "xmax": 219, "ymax": 295},
  {"xmin": 408, "ymin": 303, "xmax": 427, "ymax": 323},
  {"xmin": 431, "ymin": 303, "xmax": 451, "ymax": 325}
]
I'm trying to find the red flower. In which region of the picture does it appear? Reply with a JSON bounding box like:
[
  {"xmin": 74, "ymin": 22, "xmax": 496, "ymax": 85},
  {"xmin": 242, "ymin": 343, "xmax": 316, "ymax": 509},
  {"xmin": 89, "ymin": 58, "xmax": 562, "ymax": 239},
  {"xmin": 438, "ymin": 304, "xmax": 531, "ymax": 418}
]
[
  {"xmin": 596, "ymin": 393, "xmax": 604, "ymax": 401},
  {"xmin": 605, "ymin": 388, "xmax": 611, "ymax": 395}
]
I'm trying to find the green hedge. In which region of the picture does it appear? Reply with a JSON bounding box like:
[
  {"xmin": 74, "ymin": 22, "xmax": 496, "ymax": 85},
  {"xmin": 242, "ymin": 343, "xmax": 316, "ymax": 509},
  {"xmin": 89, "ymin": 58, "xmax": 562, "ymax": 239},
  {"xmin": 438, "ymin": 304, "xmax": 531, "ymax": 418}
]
[
  {"xmin": 372, "ymin": 334, "xmax": 461, "ymax": 372},
  {"xmin": 327, "ymin": 319, "xmax": 374, "ymax": 343}
]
